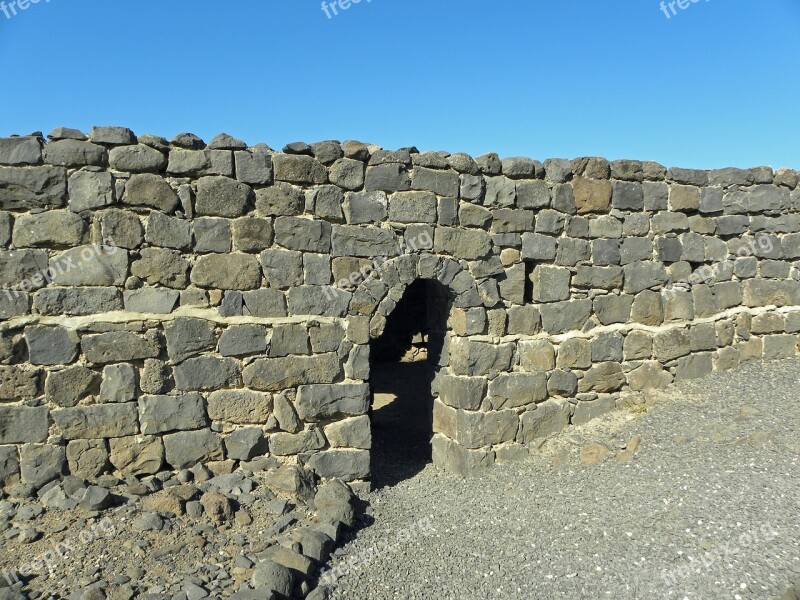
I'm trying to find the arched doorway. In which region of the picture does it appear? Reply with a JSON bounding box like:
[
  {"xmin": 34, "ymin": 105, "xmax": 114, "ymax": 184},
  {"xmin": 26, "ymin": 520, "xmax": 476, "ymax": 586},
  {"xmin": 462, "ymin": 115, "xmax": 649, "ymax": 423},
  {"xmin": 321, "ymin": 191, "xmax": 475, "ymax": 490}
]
[{"xmin": 368, "ymin": 278, "xmax": 451, "ymax": 488}]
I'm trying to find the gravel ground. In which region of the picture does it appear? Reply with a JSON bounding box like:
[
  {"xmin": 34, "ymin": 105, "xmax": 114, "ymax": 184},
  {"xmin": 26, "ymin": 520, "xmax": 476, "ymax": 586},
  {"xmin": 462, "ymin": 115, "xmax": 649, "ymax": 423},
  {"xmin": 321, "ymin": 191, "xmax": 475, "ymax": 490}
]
[{"xmin": 325, "ymin": 359, "xmax": 800, "ymax": 600}]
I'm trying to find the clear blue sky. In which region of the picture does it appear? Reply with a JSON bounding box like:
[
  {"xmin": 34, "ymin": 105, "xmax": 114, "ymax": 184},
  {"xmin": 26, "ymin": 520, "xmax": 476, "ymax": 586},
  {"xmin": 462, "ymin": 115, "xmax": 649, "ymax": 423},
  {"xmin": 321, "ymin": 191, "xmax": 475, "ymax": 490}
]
[{"xmin": 0, "ymin": 0, "xmax": 797, "ymax": 169}]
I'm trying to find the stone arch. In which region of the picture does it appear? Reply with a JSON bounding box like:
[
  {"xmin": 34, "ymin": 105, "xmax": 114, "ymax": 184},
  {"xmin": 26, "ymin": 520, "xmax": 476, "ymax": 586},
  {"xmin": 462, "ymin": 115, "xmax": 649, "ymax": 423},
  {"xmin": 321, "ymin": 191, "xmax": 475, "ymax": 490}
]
[{"xmin": 345, "ymin": 252, "xmax": 482, "ymax": 481}]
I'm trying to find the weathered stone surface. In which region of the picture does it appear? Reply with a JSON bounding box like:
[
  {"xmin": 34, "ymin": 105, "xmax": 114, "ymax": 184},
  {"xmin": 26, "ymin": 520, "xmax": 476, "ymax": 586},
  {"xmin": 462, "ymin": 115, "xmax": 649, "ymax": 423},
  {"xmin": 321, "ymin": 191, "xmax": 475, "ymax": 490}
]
[
  {"xmin": 578, "ymin": 362, "xmax": 625, "ymax": 393},
  {"xmin": 173, "ymin": 356, "xmax": 241, "ymax": 391},
  {"xmin": 270, "ymin": 428, "xmax": 325, "ymax": 456},
  {"xmin": 365, "ymin": 163, "xmax": 410, "ymax": 192},
  {"xmin": 0, "ymin": 446, "xmax": 20, "ymax": 486},
  {"xmin": 324, "ymin": 415, "xmax": 372, "ymax": 449},
  {"xmin": 235, "ymin": 150, "xmax": 273, "ymax": 185},
  {"xmin": 0, "ymin": 405, "xmax": 48, "ymax": 443},
  {"xmin": 145, "ymin": 211, "xmax": 191, "ymax": 249},
  {"xmin": 287, "ymin": 286, "xmax": 350, "ymax": 317},
  {"xmin": 139, "ymin": 393, "xmax": 207, "ymax": 434},
  {"xmin": 191, "ymin": 253, "xmax": 261, "ymax": 289},
  {"xmin": 196, "ymin": 176, "xmax": 252, "ymax": 217},
  {"xmin": 437, "ymin": 375, "xmax": 486, "ymax": 410},
  {"xmin": 164, "ymin": 318, "xmax": 216, "ymax": 362},
  {"xmin": 488, "ymin": 373, "xmax": 547, "ymax": 408},
  {"xmin": 99, "ymin": 364, "xmax": 136, "ymax": 403},
  {"xmin": 331, "ymin": 225, "xmax": 399, "ymax": 257},
  {"xmin": 68, "ymin": 170, "xmax": 115, "ymax": 212},
  {"xmin": 539, "ymin": 299, "xmax": 592, "ymax": 334},
  {"xmin": 218, "ymin": 324, "xmax": 267, "ymax": 356},
  {"xmin": 449, "ymin": 339, "xmax": 514, "ymax": 376},
  {"xmin": 66, "ymin": 439, "xmax": 108, "ymax": 478},
  {"xmin": 226, "ymin": 427, "xmax": 268, "ymax": 461},
  {"xmin": 274, "ymin": 154, "xmax": 328, "ymax": 184},
  {"xmin": 0, "ymin": 165, "xmax": 67, "ymax": 210},
  {"xmin": 109, "ymin": 435, "xmax": 165, "ymax": 476},
  {"xmin": 295, "ymin": 383, "xmax": 369, "ymax": 422},
  {"xmin": 131, "ymin": 248, "xmax": 189, "ymax": 288},
  {"xmin": 435, "ymin": 227, "xmax": 491, "ymax": 259},
  {"xmin": 0, "ymin": 249, "xmax": 49, "ymax": 288},
  {"xmin": 233, "ymin": 217, "xmax": 274, "ymax": 252},
  {"xmin": 255, "ymin": 182, "xmax": 304, "ymax": 216},
  {"xmin": 531, "ymin": 265, "xmax": 570, "ymax": 302},
  {"xmin": 46, "ymin": 365, "xmax": 100, "ymax": 408},
  {"xmin": 81, "ymin": 331, "xmax": 160, "ymax": 364},
  {"xmin": 653, "ymin": 328, "xmax": 691, "ymax": 361},
  {"xmin": 573, "ymin": 177, "xmax": 611, "ymax": 214},
  {"xmin": 167, "ymin": 149, "xmax": 233, "ymax": 177},
  {"xmin": 20, "ymin": 444, "xmax": 65, "ymax": 488},
  {"xmin": 123, "ymin": 173, "xmax": 179, "ymax": 212},
  {"xmin": 24, "ymin": 325, "xmax": 79, "ymax": 365},
  {"xmin": 50, "ymin": 245, "xmax": 128, "ymax": 286},
  {"xmin": 275, "ymin": 216, "xmax": 332, "ymax": 252},
  {"xmin": 243, "ymin": 354, "xmax": 341, "ymax": 392},
  {"xmin": 33, "ymin": 287, "xmax": 122, "ymax": 315},
  {"xmin": 207, "ymin": 389, "xmax": 273, "ymax": 424},
  {"xmin": 123, "ymin": 287, "xmax": 179, "ymax": 314},
  {"xmin": 52, "ymin": 403, "xmax": 139, "ymax": 439},
  {"xmin": 163, "ymin": 430, "xmax": 224, "ymax": 469},
  {"xmin": 99, "ymin": 208, "xmax": 143, "ymax": 249},
  {"xmin": 109, "ymin": 144, "xmax": 167, "ymax": 173},
  {"xmin": 518, "ymin": 400, "xmax": 571, "ymax": 443},
  {"xmin": 43, "ymin": 140, "xmax": 106, "ymax": 168},
  {"xmin": 307, "ymin": 448, "xmax": 370, "ymax": 481}
]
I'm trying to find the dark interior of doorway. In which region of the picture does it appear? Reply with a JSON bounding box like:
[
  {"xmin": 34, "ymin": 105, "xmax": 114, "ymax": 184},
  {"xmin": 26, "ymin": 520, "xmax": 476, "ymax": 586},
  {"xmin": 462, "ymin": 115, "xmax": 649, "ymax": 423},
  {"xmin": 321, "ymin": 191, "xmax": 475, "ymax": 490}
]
[{"xmin": 369, "ymin": 279, "xmax": 448, "ymax": 489}]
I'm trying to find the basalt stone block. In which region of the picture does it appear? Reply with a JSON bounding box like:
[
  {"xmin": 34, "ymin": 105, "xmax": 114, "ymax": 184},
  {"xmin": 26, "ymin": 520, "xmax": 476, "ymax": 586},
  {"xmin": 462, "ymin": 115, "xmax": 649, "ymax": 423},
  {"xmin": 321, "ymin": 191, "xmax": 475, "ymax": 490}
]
[
  {"xmin": 460, "ymin": 174, "xmax": 485, "ymax": 202},
  {"xmin": 68, "ymin": 170, "xmax": 115, "ymax": 212},
  {"xmin": 520, "ymin": 232, "xmax": 557, "ymax": 261},
  {"xmin": 484, "ymin": 176, "xmax": 516, "ymax": 207},
  {"xmin": 622, "ymin": 261, "xmax": 669, "ymax": 294},
  {"xmin": 505, "ymin": 305, "xmax": 541, "ymax": 335},
  {"xmin": 191, "ymin": 217, "xmax": 231, "ymax": 253},
  {"xmin": 242, "ymin": 288, "xmax": 288, "ymax": 318},
  {"xmin": 0, "ymin": 249, "xmax": 49, "ymax": 289},
  {"xmin": 0, "ymin": 291, "xmax": 30, "ymax": 319},
  {"xmin": 515, "ymin": 180, "xmax": 549, "ymax": 210},
  {"xmin": 592, "ymin": 239, "xmax": 621, "ymax": 266},
  {"xmin": 25, "ymin": 325, "xmax": 79, "ymax": 366},
  {"xmin": 46, "ymin": 365, "xmax": 100, "ymax": 408},
  {"xmin": 226, "ymin": 427, "xmax": 268, "ymax": 461},
  {"xmin": 530, "ymin": 265, "xmax": 570, "ymax": 302},
  {"xmin": 109, "ymin": 144, "xmax": 166, "ymax": 173},
  {"xmin": 631, "ymin": 290, "xmax": 664, "ymax": 326},
  {"xmin": 81, "ymin": 331, "xmax": 161, "ymax": 364},
  {"xmin": 0, "ymin": 165, "xmax": 67, "ymax": 210},
  {"xmin": 20, "ymin": 444, "xmax": 65, "ymax": 488},
  {"xmin": 287, "ymin": 286, "xmax": 350, "ymax": 317},
  {"xmin": 519, "ymin": 339, "xmax": 556, "ymax": 372},
  {"xmin": 669, "ymin": 184, "xmax": 701, "ymax": 212},
  {"xmin": 163, "ymin": 429, "xmax": 224, "ymax": 470},
  {"xmin": 743, "ymin": 279, "xmax": 800, "ymax": 307},
  {"xmin": 123, "ymin": 287, "xmax": 179, "ymax": 314},
  {"xmin": 723, "ymin": 185, "xmax": 790, "ymax": 214},
  {"xmin": 459, "ymin": 203, "xmax": 492, "ymax": 229},
  {"xmin": 437, "ymin": 375, "xmax": 486, "ymax": 410},
  {"xmin": 456, "ymin": 409, "xmax": 519, "ymax": 449},
  {"xmin": 218, "ymin": 324, "xmax": 268, "ymax": 357},
  {"xmin": 138, "ymin": 393, "xmax": 208, "ymax": 434},
  {"xmin": 412, "ymin": 167, "xmax": 459, "ymax": 197},
  {"xmin": 763, "ymin": 334, "xmax": 798, "ymax": 359},
  {"xmin": 491, "ymin": 209, "xmax": 533, "ymax": 234},
  {"xmin": 268, "ymin": 323, "xmax": 309, "ymax": 357},
  {"xmin": 293, "ymin": 383, "xmax": 370, "ymax": 424},
  {"xmin": 699, "ymin": 187, "xmax": 724, "ymax": 213},
  {"xmin": 90, "ymin": 126, "xmax": 136, "ymax": 145},
  {"xmin": 191, "ymin": 253, "xmax": 262, "ymax": 290},
  {"xmin": 431, "ymin": 434, "xmax": 494, "ymax": 477},
  {"xmin": 232, "ymin": 217, "xmax": 274, "ymax": 252},
  {"xmin": 100, "ymin": 364, "xmax": 136, "ymax": 403},
  {"xmin": 651, "ymin": 211, "xmax": 690, "ymax": 234},
  {"xmin": 663, "ymin": 290, "xmax": 695, "ymax": 321},
  {"xmin": 274, "ymin": 154, "xmax": 328, "ymax": 184},
  {"xmin": 255, "ymin": 182, "xmax": 304, "ymax": 217},
  {"xmin": 164, "ymin": 318, "xmax": 216, "ymax": 362},
  {"xmin": 449, "ymin": 339, "xmax": 514, "ymax": 377},
  {"xmin": 653, "ymin": 328, "xmax": 691, "ymax": 361},
  {"xmin": 488, "ymin": 373, "xmax": 547, "ymax": 409},
  {"xmin": 0, "ymin": 136, "xmax": 42, "ymax": 165},
  {"xmin": 573, "ymin": 266, "xmax": 623, "ymax": 290},
  {"xmin": 342, "ymin": 190, "xmax": 387, "ymax": 224},
  {"xmin": 307, "ymin": 448, "xmax": 370, "ymax": 481},
  {"xmin": 675, "ymin": 353, "xmax": 714, "ymax": 380},
  {"xmin": 245, "ymin": 354, "xmax": 342, "ymax": 393},
  {"xmin": 173, "ymin": 356, "xmax": 241, "ymax": 391},
  {"xmin": 196, "ymin": 176, "xmax": 253, "ymax": 217},
  {"xmin": 434, "ymin": 227, "xmax": 492, "ymax": 260},
  {"xmin": 270, "ymin": 428, "xmax": 325, "ymax": 456},
  {"xmin": 556, "ymin": 338, "xmax": 591, "ymax": 369},
  {"xmin": 0, "ymin": 446, "xmax": 20, "ymax": 486},
  {"xmin": 364, "ymin": 163, "xmax": 411, "ymax": 192},
  {"xmin": 49, "ymin": 245, "xmax": 128, "ymax": 286},
  {"xmin": 555, "ymin": 237, "xmax": 590, "ymax": 265},
  {"xmin": 274, "ymin": 216, "xmax": 332, "ymax": 252},
  {"xmin": 99, "ymin": 209, "xmax": 143, "ymax": 249},
  {"xmin": 578, "ymin": 362, "xmax": 625, "ymax": 393},
  {"xmin": 123, "ymin": 173, "xmax": 180, "ymax": 212},
  {"xmin": 328, "ymin": 158, "xmax": 364, "ymax": 190},
  {"xmin": 234, "ymin": 150, "xmax": 273, "ymax": 185},
  {"xmin": 330, "ymin": 225, "xmax": 399, "ymax": 258},
  {"xmin": 539, "ymin": 299, "xmax": 592, "ymax": 334},
  {"xmin": 518, "ymin": 399, "xmax": 570, "ymax": 443},
  {"xmin": 52, "ymin": 403, "xmax": 139, "ymax": 439},
  {"xmin": 572, "ymin": 177, "xmax": 611, "ymax": 214},
  {"xmin": 207, "ymin": 390, "xmax": 273, "ymax": 424},
  {"xmin": 324, "ymin": 415, "xmax": 371, "ymax": 450},
  {"xmin": 43, "ymin": 139, "xmax": 106, "ymax": 167},
  {"xmin": 66, "ymin": 439, "xmax": 109, "ymax": 479},
  {"xmin": 145, "ymin": 211, "xmax": 191, "ymax": 250},
  {"xmin": 131, "ymin": 248, "xmax": 189, "ymax": 289},
  {"xmin": 33, "ymin": 287, "xmax": 122, "ymax": 315},
  {"xmin": 167, "ymin": 149, "xmax": 234, "ymax": 177},
  {"xmin": 0, "ymin": 405, "xmax": 48, "ymax": 443}
]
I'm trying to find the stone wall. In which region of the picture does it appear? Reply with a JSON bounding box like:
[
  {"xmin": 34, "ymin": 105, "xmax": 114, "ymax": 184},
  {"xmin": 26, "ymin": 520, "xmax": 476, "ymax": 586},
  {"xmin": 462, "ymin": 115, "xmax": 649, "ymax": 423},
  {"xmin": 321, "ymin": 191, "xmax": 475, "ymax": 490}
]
[{"xmin": 1, "ymin": 126, "xmax": 799, "ymax": 488}]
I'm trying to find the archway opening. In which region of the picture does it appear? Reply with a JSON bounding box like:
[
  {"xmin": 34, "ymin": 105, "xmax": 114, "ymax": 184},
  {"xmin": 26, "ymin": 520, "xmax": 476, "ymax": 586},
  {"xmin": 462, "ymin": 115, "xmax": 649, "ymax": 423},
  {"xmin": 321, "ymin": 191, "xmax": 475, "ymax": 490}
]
[{"xmin": 369, "ymin": 279, "xmax": 450, "ymax": 488}]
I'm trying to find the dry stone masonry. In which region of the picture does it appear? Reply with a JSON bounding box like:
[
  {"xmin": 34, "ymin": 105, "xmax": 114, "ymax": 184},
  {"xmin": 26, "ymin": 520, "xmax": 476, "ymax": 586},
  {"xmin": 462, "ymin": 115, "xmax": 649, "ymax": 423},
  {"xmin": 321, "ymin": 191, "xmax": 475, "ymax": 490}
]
[{"xmin": 1, "ymin": 126, "xmax": 799, "ymax": 490}]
